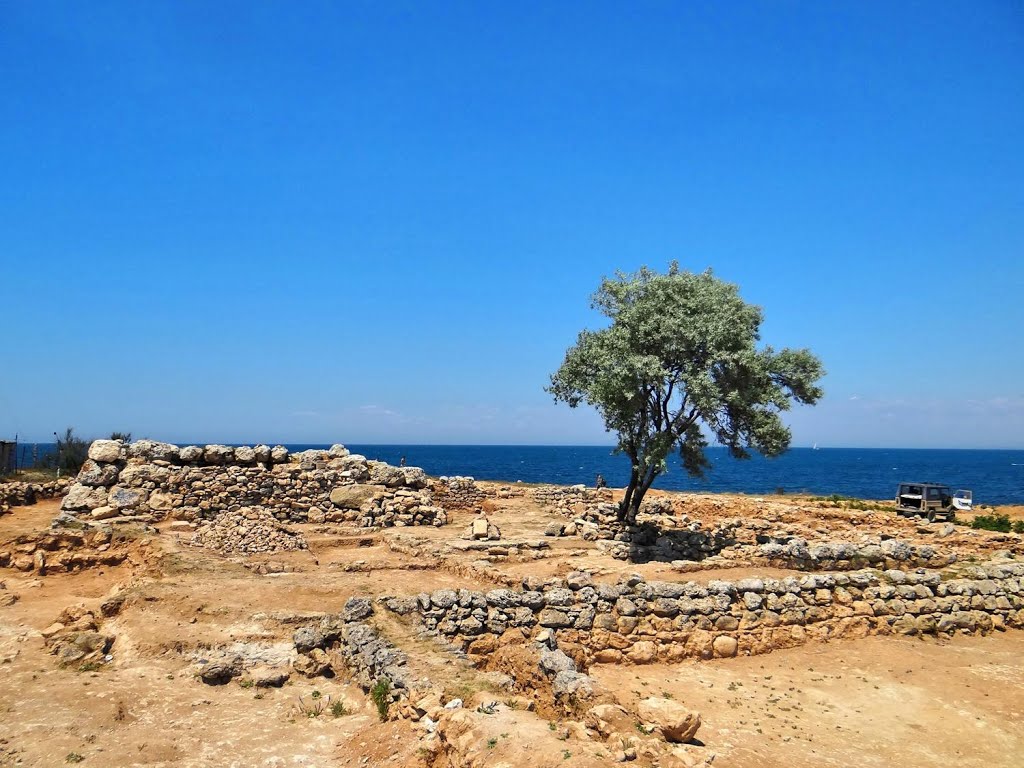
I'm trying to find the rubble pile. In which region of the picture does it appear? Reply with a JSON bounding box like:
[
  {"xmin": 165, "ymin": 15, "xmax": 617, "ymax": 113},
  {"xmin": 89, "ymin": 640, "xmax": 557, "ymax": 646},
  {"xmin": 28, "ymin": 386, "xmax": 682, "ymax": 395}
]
[{"xmin": 190, "ymin": 506, "xmax": 308, "ymax": 554}]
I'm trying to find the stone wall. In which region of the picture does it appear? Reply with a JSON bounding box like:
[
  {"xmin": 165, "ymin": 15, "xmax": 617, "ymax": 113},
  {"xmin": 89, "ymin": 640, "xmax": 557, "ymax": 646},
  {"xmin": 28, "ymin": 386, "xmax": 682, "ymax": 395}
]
[
  {"xmin": 432, "ymin": 476, "xmax": 487, "ymax": 510},
  {"xmin": 386, "ymin": 561, "xmax": 1024, "ymax": 667},
  {"xmin": 1, "ymin": 479, "xmax": 71, "ymax": 515},
  {"xmin": 531, "ymin": 484, "xmax": 611, "ymax": 512},
  {"xmin": 58, "ymin": 439, "xmax": 446, "ymax": 528},
  {"xmin": 756, "ymin": 537, "xmax": 955, "ymax": 571}
]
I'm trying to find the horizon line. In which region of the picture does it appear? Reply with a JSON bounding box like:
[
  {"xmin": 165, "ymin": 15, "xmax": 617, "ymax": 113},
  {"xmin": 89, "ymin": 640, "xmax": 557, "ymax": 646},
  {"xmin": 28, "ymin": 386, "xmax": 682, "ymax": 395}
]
[{"xmin": 6, "ymin": 439, "xmax": 1022, "ymax": 451}]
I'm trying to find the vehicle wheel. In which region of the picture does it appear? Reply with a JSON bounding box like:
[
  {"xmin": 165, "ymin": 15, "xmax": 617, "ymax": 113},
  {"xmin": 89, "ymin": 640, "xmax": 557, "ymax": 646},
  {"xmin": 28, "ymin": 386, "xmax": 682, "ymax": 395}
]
[{"xmin": 927, "ymin": 509, "xmax": 936, "ymax": 523}]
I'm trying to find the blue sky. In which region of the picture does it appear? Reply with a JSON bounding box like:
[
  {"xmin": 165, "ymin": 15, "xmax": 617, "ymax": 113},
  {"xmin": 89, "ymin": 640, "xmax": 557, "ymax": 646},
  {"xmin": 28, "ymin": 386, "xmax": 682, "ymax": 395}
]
[{"xmin": 1, "ymin": 1, "xmax": 1022, "ymax": 448}]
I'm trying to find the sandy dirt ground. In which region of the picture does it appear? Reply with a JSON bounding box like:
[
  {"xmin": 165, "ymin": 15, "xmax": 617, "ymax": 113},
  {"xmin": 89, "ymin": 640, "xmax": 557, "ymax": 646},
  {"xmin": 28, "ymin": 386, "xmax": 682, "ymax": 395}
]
[{"xmin": 2, "ymin": 489, "xmax": 1023, "ymax": 768}]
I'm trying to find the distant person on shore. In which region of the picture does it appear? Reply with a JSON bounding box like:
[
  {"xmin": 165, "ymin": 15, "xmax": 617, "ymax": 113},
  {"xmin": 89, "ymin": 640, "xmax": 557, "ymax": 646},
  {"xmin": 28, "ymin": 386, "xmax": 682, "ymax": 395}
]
[
  {"xmin": 595, "ymin": 473, "xmax": 607, "ymax": 489},
  {"xmin": 399, "ymin": 456, "xmax": 406, "ymax": 467}
]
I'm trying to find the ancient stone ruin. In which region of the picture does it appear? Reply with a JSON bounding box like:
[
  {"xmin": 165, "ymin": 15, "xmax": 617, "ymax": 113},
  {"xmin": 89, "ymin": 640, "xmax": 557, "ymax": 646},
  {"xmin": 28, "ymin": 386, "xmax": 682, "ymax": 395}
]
[{"xmin": 58, "ymin": 439, "xmax": 448, "ymax": 537}]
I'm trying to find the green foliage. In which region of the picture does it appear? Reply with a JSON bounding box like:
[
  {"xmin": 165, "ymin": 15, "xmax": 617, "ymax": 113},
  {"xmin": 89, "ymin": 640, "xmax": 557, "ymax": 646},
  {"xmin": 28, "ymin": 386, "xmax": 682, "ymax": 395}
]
[
  {"xmin": 370, "ymin": 676, "xmax": 391, "ymax": 721},
  {"xmin": 548, "ymin": 263, "xmax": 824, "ymax": 522},
  {"xmin": 810, "ymin": 494, "xmax": 890, "ymax": 512},
  {"xmin": 109, "ymin": 431, "xmax": 132, "ymax": 442},
  {"xmin": 39, "ymin": 428, "xmax": 89, "ymax": 475},
  {"xmin": 330, "ymin": 699, "xmax": 349, "ymax": 718},
  {"xmin": 65, "ymin": 754, "xmax": 84, "ymax": 764},
  {"xmin": 970, "ymin": 514, "xmax": 1023, "ymax": 534}
]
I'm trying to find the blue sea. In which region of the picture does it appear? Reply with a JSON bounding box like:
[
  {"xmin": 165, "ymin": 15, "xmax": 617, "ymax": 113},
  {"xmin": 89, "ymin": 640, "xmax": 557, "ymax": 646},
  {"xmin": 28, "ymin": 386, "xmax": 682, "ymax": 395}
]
[
  {"xmin": 11, "ymin": 443, "xmax": 1023, "ymax": 505},
  {"xmin": 321, "ymin": 445, "xmax": 1024, "ymax": 506}
]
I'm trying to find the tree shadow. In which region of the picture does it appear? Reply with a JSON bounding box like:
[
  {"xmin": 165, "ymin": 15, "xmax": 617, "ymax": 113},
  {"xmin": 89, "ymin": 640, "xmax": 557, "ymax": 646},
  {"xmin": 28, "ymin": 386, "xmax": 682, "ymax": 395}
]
[{"xmin": 624, "ymin": 521, "xmax": 737, "ymax": 564}]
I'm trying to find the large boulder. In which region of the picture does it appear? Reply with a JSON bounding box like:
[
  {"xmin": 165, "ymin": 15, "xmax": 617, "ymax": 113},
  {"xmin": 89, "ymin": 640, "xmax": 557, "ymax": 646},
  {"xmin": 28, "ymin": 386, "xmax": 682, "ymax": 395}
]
[
  {"xmin": 368, "ymin": 461, "xmax": 405, "ymax": 488},
  {"xmin": 127, "ymin": 440, "xmax": 180, "ymax": 463},
  {"xmin": 637, "ymin": 697, "xmax": 701, "ymax": 743},
  {"xmin": 342, "ymin": 597, "xmax": 374, "ymax": 622},
  {"xmin": 87, "ymin": 440, "xmax": 123, "ymax": 463},
  {"xmin": 337, "ymin": 454, "xmax": 370, "ymax": 481},
  {"xmin": 233, "ymin": 446, "xmax": 256, "ymax": 464},
  {"xmin": 61, "ymin": 484, "xmax": 109, "ymax": 511},
  {"xmin": 399, "ymin": 466, "xmax": 428, "ymax": 488},
  {"xmin": 203, "ymin": 445, "xmax": 235, "ymax": 464},
  {"xmin": 179, "ymin": 445, "xmax": 203, "ymax": 462},
  {"xmin": 77, "ymin": 460, "xmax": 121, "ymax": 487},
  {"xmin": 329, "ymin": 484, "xmax": 386, "ymax": 510},
  {"xmin": 107, "ymin": 485, "xmax": 148, "ymax": 510}
]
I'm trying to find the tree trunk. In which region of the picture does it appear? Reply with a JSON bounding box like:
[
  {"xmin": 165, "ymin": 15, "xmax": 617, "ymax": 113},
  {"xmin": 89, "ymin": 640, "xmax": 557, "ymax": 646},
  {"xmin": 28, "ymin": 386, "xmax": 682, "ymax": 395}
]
[
  {"xmin": 618, "ymin": 461, "xmax": 641, "ymax": 522},
  {"xmin": 622, "ymin": 464, "xmax": 660, "ymax": 525}
]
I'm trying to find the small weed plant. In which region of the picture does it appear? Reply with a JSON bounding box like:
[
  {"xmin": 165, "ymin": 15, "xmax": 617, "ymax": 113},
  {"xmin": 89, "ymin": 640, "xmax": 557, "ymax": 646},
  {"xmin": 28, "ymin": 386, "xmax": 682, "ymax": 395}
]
[{"xmin": 293, "ymin": 695, "xmax": 329, "ymax": 718}]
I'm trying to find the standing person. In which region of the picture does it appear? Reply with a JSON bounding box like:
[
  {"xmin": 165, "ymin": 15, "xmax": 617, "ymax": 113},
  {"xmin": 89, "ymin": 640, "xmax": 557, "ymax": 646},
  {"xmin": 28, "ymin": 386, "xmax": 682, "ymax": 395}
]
[
  {"xmin": 399, "ymin": 456, "xmax": 406, "ymax": 467},
  {"xmin": 595, "ymin": 473, "xmax": 606, "ymax": 489}
]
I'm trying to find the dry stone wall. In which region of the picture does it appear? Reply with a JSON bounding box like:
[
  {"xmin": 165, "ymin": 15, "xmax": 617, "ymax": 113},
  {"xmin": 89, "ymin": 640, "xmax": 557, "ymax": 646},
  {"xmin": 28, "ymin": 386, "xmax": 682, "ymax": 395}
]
[
  {"xmin": 756, "ymin": 537, "xmax": 954, "ymax": 571},
  {"xmin": 387, "ymin": 561, "xmax": 1024, "ymax": 667},
  {"xmin": 432, "ymin": 476, "xmax": 487, "ymax": 510},
  {"xmin": 58, "ymin": 439, "xmax": 447, "ymax": 529},
  {"xmin": 1, "ymin": 479, "xmax": 71, "ymax": 515}
]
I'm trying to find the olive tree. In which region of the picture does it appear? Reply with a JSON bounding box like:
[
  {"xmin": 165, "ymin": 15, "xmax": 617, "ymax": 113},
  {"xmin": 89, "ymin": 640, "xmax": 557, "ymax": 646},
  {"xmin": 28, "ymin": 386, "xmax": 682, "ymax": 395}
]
[{"xmin": 548, "ymin": 263, "xmax": 824, "ymax": 524}]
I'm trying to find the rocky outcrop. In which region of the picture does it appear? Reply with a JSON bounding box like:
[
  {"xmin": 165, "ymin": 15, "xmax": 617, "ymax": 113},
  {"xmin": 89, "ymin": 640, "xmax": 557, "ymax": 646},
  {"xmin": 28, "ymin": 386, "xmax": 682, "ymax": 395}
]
[
  {"xmin": 290, "ymin": 598, "xmax": 417, "ymax": 716},
  {"xmin": 42, "ymin": 603, "xmax": 115, "ymax": 668},
  {"xmin": 1, "ymin": 527, "xmax": 129, "ymax": 574}
]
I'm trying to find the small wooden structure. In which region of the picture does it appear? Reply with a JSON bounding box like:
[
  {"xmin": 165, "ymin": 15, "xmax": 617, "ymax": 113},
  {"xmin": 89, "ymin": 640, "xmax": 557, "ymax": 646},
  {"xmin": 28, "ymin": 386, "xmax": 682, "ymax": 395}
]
[{"xmin": 0, "ymin": 441, "xmax": 15, "ymax": 476}]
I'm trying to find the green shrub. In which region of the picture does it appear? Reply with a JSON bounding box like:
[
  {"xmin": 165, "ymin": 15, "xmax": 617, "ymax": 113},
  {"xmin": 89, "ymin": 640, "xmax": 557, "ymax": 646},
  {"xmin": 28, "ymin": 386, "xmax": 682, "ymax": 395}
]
[
  {"xmin": 370, "ymin": 676, "xmax": 391, "ymax": 721},
  {"xmin": 39, "ymin": 428, "xmax": 89, "ymax": 475},
  {"xmin": 971, "ymin": 514, "xmax": 1013, "ymax": 533}
]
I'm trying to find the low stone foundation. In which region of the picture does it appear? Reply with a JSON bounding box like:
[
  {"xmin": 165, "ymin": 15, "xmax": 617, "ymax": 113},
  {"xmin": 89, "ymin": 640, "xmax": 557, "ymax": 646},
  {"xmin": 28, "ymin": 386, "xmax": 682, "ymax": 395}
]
[
  {"xmin": 387, "ymin": 561, "xmax": 1024, "ymax": 667},
  {"xmin": 1, "ymin": 479, "xmax": 71, "ymax": 515},
  {"xmin": 757, "ymin": 536, "xmax": 955, "ymax": 571}
]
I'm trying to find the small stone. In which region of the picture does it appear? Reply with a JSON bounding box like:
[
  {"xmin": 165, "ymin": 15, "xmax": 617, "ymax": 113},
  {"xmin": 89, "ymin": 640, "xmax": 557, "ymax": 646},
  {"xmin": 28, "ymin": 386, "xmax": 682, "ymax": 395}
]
[
  {"xmin": 90, "ymin": 506, "xmax": 118, "ymax": 520},
  {"xmin": 637, "ymin": 697, "xmax": 701, "ymax": 743}
]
